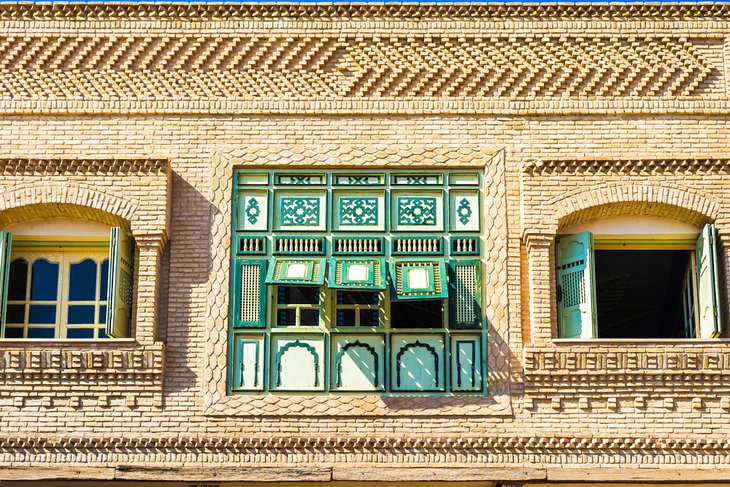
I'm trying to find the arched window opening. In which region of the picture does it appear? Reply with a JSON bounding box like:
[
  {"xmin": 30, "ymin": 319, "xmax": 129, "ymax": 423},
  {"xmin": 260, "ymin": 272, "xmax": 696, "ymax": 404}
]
[
  {"xmin": 556, "ymin": 216, "xmax": 721, "ymax": 340},
  {"xmin": 0, "ymin": 218, "xmax": 134, "ymax": 340}
]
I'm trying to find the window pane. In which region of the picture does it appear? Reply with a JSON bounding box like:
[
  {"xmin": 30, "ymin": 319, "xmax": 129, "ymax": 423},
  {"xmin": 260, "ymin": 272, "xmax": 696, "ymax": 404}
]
[
  {"xmin": 277, "ymin": 286, "xmax": 319, "ymax": 305},
  {"xmin": 30, "ymin": 259, "xmax": 59, "ymax": 301},
  {"xmin": 336, "ymin": 309, "xmax": 357, "ymax": 326},
  {"xmin": 300, "ymin": 309, "xmax": 320, "ymax": 326},
  {"xmin": 29, "ymin": 304, "xmax": 56, "ymax": 324},
  {"xmin": 68, "ymin": 305, "xmax": 95, "ymax": 325},
  {"xmin": 66, "ymin": 328, "xmax": 95, "ymax": 339},
  {"xmin": 337, "ymin": 290, "xmax": 379, "ymax": 305},
  {"xmin": 99, "ymin": 305, "xmax": 107, "ymax": 324},
  {"xmin": 361, "ymin": 309, "xmax": 380, "ymax": 327},
  {"xmin": 4, "ymin": 327, "xmax": 22, "ymax": 338},
  {"xmin": 98, "ymin": 329, "xmax": 109, "ymax": 339},
  {"xmin": 6, "ymin": 304, "xmax": 24, "ymax": 324},
  {"xmin": 27, "ymin": 327, "xmax": 55, "ymax": 339},
  {"xmin": 69, "ymin": 259, "xmax": 98, "ymax": 301},
  {"xmin": 8, "ymin": 259, "xmax": 28, "ymax": 301},
  {"xmin": 276, "ymin": 309, "xmax": 296, "ymax": 326},
  {"xmin": 391, "ymin": 300, "xmax": 443, "ymax": 328},
  {"xmin": 100, "ymin": 259, "xmax": 109, "ymax": 301}
]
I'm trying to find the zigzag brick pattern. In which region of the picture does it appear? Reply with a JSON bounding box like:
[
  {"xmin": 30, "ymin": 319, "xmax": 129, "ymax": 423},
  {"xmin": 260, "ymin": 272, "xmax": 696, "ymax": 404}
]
[{"xmin": 0, "ymin": 35, "xmax": 719, "ymax": 99}]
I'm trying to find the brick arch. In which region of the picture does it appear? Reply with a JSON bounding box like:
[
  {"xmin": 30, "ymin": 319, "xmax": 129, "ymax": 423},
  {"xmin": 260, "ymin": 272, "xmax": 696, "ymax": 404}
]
[
  {"xmin": 551, "ymin": 183, "xmax": 719, "ymax": 232},
  {"xmin": 0, "ymin": 182, "xmax": 136, "ymax": 229}
]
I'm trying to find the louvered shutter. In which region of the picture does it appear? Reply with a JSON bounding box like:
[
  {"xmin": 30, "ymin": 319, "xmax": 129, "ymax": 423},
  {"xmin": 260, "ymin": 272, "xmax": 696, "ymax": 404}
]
[
  {"xmin": 448, "ymin": 260, "xmax": 482, "ymax": 329},
  {"xmin": 556, "ymin": 232, "xmax": 597, "ymax": 339},
  {"xmin": 106, "ymin": 227, "xmax": 134, "ymax": 338},
  {"xmin": 696, "ymin": 223, "xmax": 721, "ymax": 338},
  {"xmin": 232, "ymin": 259, "xmax": 267, "ymax": 328},
  {"xmin": 0, "ymin": 231, "xmax": 11, "ymax": 336}
]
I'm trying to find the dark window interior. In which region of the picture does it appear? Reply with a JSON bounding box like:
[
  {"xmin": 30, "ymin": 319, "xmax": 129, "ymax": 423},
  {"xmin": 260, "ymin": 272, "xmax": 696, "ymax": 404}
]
[
  {"xmin": 391, "ymin": 299, "xmax": 443, "ymax": 328},
  {"xmin": 595, "ymin": 250, "xmax": 690, "ymax": 338}
]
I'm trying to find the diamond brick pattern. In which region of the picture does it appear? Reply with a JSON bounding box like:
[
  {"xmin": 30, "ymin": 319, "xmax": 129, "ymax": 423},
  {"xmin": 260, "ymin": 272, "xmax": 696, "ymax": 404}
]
[{"xmin": 0, "ymin": 35, "xmax": 719, "ymax": 100}]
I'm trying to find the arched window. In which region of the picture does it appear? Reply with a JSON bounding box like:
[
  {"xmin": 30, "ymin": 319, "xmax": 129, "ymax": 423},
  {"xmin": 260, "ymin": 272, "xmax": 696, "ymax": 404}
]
[
  {"xmin": 556, "ymin": 216, "xmax": 721, "ymax": 340},
  {"xmin": 0, "ymin": 219, "xmax": 134, "ymax": 339}
]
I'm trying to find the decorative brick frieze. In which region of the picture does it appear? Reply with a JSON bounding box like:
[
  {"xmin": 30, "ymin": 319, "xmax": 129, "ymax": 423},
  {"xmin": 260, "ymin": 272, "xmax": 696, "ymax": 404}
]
[{"xmin": 524, "ymin": 346, "xmax": 730, "ymax": 393}]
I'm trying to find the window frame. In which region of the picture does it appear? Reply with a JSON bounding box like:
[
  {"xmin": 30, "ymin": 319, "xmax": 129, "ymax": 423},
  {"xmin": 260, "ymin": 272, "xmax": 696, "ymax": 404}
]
[{"xmin": 229, "ymin": 169, "xmax": 486, "ymax": 395}]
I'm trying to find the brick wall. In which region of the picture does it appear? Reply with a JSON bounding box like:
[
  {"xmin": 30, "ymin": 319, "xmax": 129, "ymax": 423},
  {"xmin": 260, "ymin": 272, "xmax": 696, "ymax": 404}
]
[{"xmin": 0, "ymin": 3, "xmax": 728, "ymax": 483}]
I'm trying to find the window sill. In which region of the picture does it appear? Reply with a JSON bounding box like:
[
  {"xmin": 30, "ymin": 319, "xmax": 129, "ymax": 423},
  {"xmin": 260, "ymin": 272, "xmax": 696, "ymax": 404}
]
[
  {"xmin": 0, "ymin": 338, "xmax": 136, "ymax": 345},
  {"xmin": 553, "ymin": 338, "xmax": 730, "ymax": 344}
]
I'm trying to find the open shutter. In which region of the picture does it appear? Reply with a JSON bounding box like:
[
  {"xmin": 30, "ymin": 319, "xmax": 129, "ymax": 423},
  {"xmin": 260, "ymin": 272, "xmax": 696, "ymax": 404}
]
[
  {"xmin": 448, "ymin": 260, "xmax": 482, "ymax": 329},
  {"xmin": 107, "ymin": 227, "xmax": 134, "ymax": 338},
  {"xmin": 556, "ymin": 231, "xmax": 596, "ymax": 339},
  {"xmin": 0, "ymin": 231, "xmax": 11, "ymax": 336},
  {"xmin": 232, "ymin": 259, "xmax": 267, "ymax": 328},
  {"xmin": 696, "ymin": 223, "xmax": 721, "ymax": 338}
]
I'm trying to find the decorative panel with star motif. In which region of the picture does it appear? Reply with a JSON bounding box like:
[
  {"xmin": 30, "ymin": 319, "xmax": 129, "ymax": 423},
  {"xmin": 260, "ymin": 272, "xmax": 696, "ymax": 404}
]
[
  {"xmin": 333, "ymin": 191, "xmax": 385, "ymax": 232},
  {"xmin": 449, "ymin": 191, "xmax": 480, "ymax": 232}
]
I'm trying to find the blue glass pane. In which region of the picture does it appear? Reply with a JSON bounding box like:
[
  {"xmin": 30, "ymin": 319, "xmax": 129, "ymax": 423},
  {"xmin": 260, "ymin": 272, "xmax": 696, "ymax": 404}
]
[
  {"xmin": 8, "ymin": 259, "xmax": 28, "ymax": 300},
  {"xmin": 66, "ymin": 328, "xmax": 94, "ymax": 339},
  {"xmin": 69, "ymin": 259, "xmax": 97, "ymax": 301},
  {"xmin": 100, "ymin": 259, "xmax": 109, "ymax": 300},
  {"xmin": 99, "ymin": 305, "xmax": 107, "ymax": 324},
  {"xmin": 27, "ymin": 327, "xmax": 56, "ymax": 339},
  {"xmin": 336, "ymin": 309, "xmax": 356, "ymax": 326},
  {"xmin": 362, "ymin": 310, "xmax": 380, "ymax": 326},
  {"xmin": 98, "ymin": 329, "xmax": 109, "ymax": 339},
  {"xmin": 4, "ymin": 327, "xmax": 22, "ymax": 338},
  {"xmin": 29, "ymin": 304, "xmax": 56, "ymax": 324},
  {"xmin": 6, "ymin": 304, "xmax": 24, "ymax": 324},
  {"xmin": 30, "ymin": 259, "xmax": 59, "ymax": 301},
  {"xmin": 68, "ymin": 305, "xmax": 95, "ymax": 325}
]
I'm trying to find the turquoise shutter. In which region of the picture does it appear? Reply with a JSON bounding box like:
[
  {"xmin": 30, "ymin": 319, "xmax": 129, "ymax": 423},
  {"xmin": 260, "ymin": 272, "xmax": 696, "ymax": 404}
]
[
  {"xmin": 232, "ymin": 259, "xmax": 267, "ymax": 328},
  {"xmin": 448, "ymin": 260, "xmax": 482, "ymax": 329},
  {"xmin": 696, "ymin": 223, "xmax": 721, "ymax": 338},
  {"xmin": 556, "ymin": 232, "xmax": 596, "ymax": 339},
  {"xmin": 106, "ymin": 227, "xmax": 134, "ymax": 338},
  {"xmin": 0, "ymin": 231, "xmax": 11, "ymax": 336}
]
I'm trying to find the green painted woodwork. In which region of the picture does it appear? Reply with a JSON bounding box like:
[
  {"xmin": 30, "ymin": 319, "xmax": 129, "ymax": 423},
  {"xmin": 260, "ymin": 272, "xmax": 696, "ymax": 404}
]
[
  {"xmin": 0, "ymin": 231, "xmax": 11, "ymax": 337},
  {"xmin": 397, "ymin": 197, "xmax": 437, "ymax": 225},
  {"xmin": 231, "ymin": 259, "xmax": 267, "ymax": 328},
  {"xmin": 271, "ymin": 335, "xmax": 325, "ymax": 391},
  {"xmin": 266, "ymin": 258, "xmax": 326, "ymax": 285},
  {"xmin": 106, "ymin": 227, "xmax": 134, "ymax": 338},
  {"xmin": 391, "ymin": 334, "xmax": 446, "ymax": 392},
  {"xmin": 391, "ymin": 260, "xmax": 448, "ymax": 300},
  {"xmin": 331, "ymin": 334, "xmax": 385, "ymax": 391},
  {"xmin": 556, "ymin": 231, "xmax": 597, "ymax": 339},
  {"xmin": 229, "ymin": 169, "xmax": 486, "ymax": 395},
  {"xmin": 450, "ymin": 334, "xmax": 483, "ymax": 391},
  {"xmin": 448, "ymin": 260, "xmax": 482, "ymax": 329},
  {"xmin": 230, "ymin": 334, "xmax": 265, "ymax": 391},
  {"xmin": 328, "ymin": 258, "xmax": 386, "ymax": 290},
  {"xmin": 697, "ymin": 223, "xmax": 722, "ymax": 338}
]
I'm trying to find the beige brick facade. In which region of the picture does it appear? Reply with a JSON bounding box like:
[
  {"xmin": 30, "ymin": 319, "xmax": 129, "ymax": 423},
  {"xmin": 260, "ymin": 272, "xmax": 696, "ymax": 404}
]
[{"xmin": 0, "ymin": 2, "xmax": 730, "ymax": 485}]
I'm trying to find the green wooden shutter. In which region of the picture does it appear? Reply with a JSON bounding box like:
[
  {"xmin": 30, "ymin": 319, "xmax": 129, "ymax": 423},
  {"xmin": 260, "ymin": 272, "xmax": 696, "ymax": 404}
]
[
  {"xmin": 696, "ymin": 223, "xmax": 721, "ymax": 338},
  {"xmin": 448, "ymin": 260, "xmax": 482, "ymax": 329},
  {"xmin": 106, "ymin": 227, "xmax": 134, "ymax": 338},
  {"xmin": 0, "ymin": 231, "xmax": 11, "ymax": 336},
  {"xmin": 556, "ymin": 231, "xmax": 596, "ymax": 339},
  {"xmin": 232, "ymin": 259, "xmax": 267, "ymax": 328}
]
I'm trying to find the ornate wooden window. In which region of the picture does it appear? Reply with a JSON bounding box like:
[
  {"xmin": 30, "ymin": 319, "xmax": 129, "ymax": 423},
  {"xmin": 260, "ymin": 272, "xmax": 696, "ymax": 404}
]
[{"xmin": 229, "ymin": 170, "xmax": 485, "ymax": 394}]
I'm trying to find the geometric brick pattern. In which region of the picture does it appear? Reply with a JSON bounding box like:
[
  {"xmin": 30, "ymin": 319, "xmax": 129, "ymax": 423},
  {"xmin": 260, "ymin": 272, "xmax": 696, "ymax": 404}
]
[{"xmin": 0, "ymin": 36, "xmax": 719, "ymax": 100}]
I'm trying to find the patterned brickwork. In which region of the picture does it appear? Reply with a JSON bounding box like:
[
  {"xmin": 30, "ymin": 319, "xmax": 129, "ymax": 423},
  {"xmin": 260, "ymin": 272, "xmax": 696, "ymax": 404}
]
[
  {"xmin": 0, "ymin": 3, "xmax": 729, "ymax": 483},
  {"xmin": 0, "ymin": 35, "xmax": 720, "ymax": 101}
]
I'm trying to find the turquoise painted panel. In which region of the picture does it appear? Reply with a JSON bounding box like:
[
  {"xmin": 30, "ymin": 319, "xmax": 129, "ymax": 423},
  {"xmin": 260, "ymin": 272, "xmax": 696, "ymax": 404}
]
[
  {"xmin": 697, "ymin": 223, "xmax": 721, "ymax": 338},
  {"xmin": 266, "ymin": 258, "xmax": 327, "ymax": 285},
  {"xmin": 390, "ymin": 334, "xmax": 445, "ymax": 392},
  {"xmin": 232, "ymin": 259, "xmax": 267, "ymax": 328},
  {"xmin": 339, "ymin": 197, "xmax": 378, "ymax": 226},
  {"xmin": 397, "ymin": 197, "xmax": 437, "ymax": 225},
  {"xmin": 237, "ymin": 190, "xmax": 268, "ymax": 232},
  {"xmin": 281, "ymin": 197, "xmax": 320, "ymax": 226},
  {"xmin": 391, "ymin": 260, "xmax": 448, "ymax": 300},
  {"xmin": 328, "ymin": 258, "xmax": 386, "ymax": 290},
  {"xmin": 392, "ymin": 175, "xmax": 442, "ymax": 185},
  {"xmin": 230, "ymin": 334, "xmax": 265, "ymax": 391},
  {"xmin": 556, "ymin": 231, "xmax": 596, "ymax": 339},
  {"xmin": 276, "ymin": 174, "xmax": 325, "ymax": 185},
  {"xmin": 331, "ymin": 334, "xmax": 385, "ymax": 391},
  {"xmin": 450, "ymin": 335, "xmax": 482, "ymax": 392},
  {"xmin": 448, "ymin": 260, "xmax": 482, "ymax": 329},
  {"xmin": 449, "ymin": 191, "xmax": 480, "ymax": 232},
  {"xmin": 334, "ymin": 175, "xmax": 384, "ymax": 186},
  {"xmin": 271, "ymin": 335, "xmax": 326, "ymax": 391}
]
